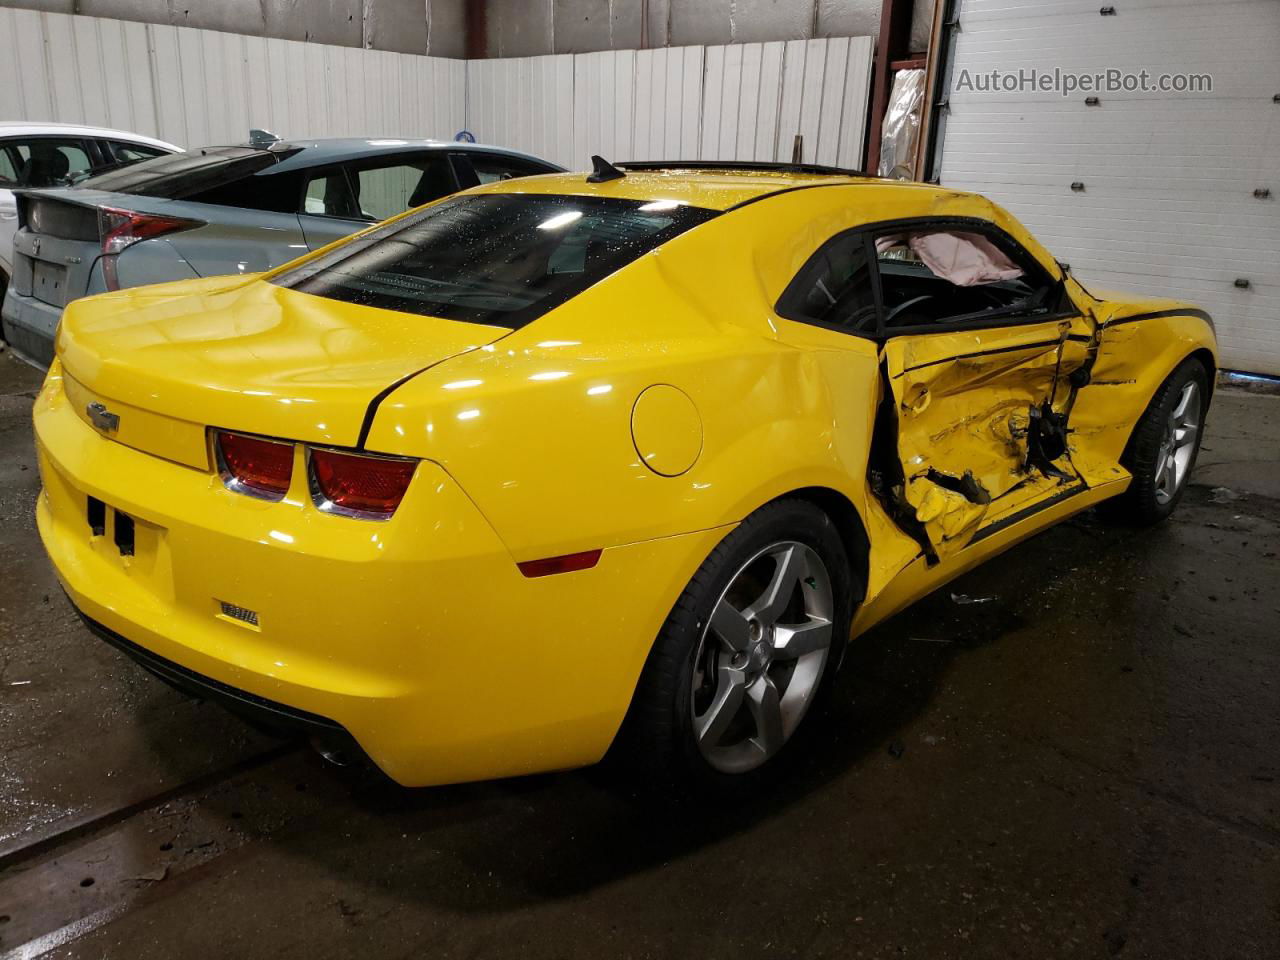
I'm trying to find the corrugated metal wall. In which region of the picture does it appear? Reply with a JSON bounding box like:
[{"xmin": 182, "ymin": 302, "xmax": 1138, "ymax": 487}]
[
  {"xmin": 466, "ymin": 36, "xmax": 874, "ymax": 169},
  {"xmin": 0, "ymin": 7, "xmax": 467, "ymax": 147},
  {"xmin": 480, "ymin": 0, "xmax": 935, "ymax": 60},
  {"xmin": 0, "ymin": 0, "xmax": 468, "ymax": 58},
  {"xmin": 0, "ymin": 8, "xmax": 873, "ymax": 172}
]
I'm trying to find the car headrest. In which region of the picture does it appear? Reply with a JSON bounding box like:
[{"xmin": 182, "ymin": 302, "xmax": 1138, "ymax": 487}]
[
  {"xmin": 323, "ymin": 174, "xmax": 359, "ymax": 219},
  {"xmin": 21, "ymin": 146, "xmax": 71, "ymax": 187}
]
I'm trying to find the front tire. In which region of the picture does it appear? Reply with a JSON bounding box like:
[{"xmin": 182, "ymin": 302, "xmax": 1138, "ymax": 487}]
[
  {"xmin": 1105, "ymin": 356, "xmax": 1209, "ymax": 525},
  {"xmin": 617, "ymin": 499, "xmax": 857, "ymax": 796}
]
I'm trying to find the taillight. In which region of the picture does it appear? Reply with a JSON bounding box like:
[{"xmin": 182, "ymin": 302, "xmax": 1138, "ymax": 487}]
[
  {"xmin": 216, "ymin": 431, "xmax": 294, "ymax": 501},
  {"xmin": 98, "ymin": 206, "xmax": 202, "ymax": 290},
  {"xmin": 310, "ymin": 448, "xmax": 417, "ymax": 520}
]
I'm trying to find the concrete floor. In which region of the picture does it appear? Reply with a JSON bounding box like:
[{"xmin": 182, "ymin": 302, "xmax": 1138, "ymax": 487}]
[{"xmin": 1, "ymin": 349, "xmax": 1276, "ymax": 959}]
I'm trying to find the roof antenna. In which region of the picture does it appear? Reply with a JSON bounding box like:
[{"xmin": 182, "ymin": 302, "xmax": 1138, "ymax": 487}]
[
  {"xmin": 587, "ymin": 155, "xmax": 626, "ymax": 183},
  {"xmin": 248, "ymin": 128, "xmax": 280, "ymax": 146}
]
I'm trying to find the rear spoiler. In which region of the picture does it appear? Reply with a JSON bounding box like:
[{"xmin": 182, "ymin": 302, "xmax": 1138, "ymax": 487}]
[
  {"xmin": 15, "ymin": 189, "xmax": 205, "ymax": 289},
  {"xmin": 618, "ymin": 159, "xmax": 868, "ymax": 177}
]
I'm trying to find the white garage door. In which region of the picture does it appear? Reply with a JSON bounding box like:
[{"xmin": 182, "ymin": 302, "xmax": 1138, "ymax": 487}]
[{"xmin": 938, "ymin": 0, "xmax": 1280, "ymax": 375}]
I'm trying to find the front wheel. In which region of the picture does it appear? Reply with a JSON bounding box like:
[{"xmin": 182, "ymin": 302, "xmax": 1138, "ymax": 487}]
[
  {"xmin": 617, "ymin": 499, "xmax": 856, "ymax": 796},
  {"xmin": 1105, "ymin": 356, "xmax": 1209, "ymax": 525}
]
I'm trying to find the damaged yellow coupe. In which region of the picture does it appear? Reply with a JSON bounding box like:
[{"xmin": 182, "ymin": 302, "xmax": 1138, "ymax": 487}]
[{"xmin": 33, "ymin": 160, "xmax": 1215, "ymax": 791}]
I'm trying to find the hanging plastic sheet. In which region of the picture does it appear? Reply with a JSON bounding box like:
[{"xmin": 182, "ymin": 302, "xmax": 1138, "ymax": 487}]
[{"xmin": 878, "ymin": 68, "xmax": 926, "ymax": 180}]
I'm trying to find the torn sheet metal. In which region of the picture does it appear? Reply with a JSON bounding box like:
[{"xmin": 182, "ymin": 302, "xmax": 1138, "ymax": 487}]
[
  {"xmin": 1067, "ymin": 301, "xmax": 1208, "ymax": 487},
  {"xmin": 880, "ymin": 322, "xmax": 1091, "ymax": 560}
]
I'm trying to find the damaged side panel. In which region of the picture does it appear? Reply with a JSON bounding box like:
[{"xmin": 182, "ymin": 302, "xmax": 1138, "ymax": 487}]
[
  {"xmin": 875, "ymin": 321, "xmax": 1093, "ymax": 561},
  {"xmin": 1067, "ymin": 307, "xmax": 1215, "ymax": 487}
]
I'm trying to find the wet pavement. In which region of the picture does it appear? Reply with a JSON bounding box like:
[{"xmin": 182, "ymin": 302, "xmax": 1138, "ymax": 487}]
[{"xmin": 1, "ymin": 349, "xmax": 1276, "ymax": 959}]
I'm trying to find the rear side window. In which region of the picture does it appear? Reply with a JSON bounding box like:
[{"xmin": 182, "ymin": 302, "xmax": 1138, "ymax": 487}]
[
  {"xmin": 0, "ymin": 144, "xmax": 19, "ymax": 185},
  {"xmin": 354, "ymin": 157, "xmax": 456, "ymax": 220},
  {"xmin": 272, "ymin": 194, "xmax": 717, "ymax": 328},
  {"xmin": 303, "ymin": 156, "xmax": 457, "ymax": 222},
  {"xmin": 304, "ymin": 170, "xmax": 360, "ymax": 219},
  {"xmin": 777, "ymin": 220, "xmax": 1069, "ymax": 337},
  {"xmin": 77, "ymin": 146, "xmax": 296, "ymax": 198},
  {"xmin": 106, "ymin": 140, "xmax": 170, "ymax": 164},
  {"xmin": 0, "ymin": 138, "xmax": 93, "ymax": 188},
  {"xmin": 874, "ymin": 227, "xmax": 1061, "ymax": 330},
  {"xmin": 453, "ymin": 152, "xmax": 560, "ymax": 188},
  {"xmin": 776, "ymin": 231, "xmax": 878, "ymax": 333}
]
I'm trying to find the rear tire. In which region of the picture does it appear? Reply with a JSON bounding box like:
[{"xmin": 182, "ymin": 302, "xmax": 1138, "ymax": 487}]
[
  {"xmin": 616, "ymin": 499, "xmax": 857, "ymax": 798},
  {"xmin": 1103, "ymin": 356, "xmax": 1209, "ymax": 525}
]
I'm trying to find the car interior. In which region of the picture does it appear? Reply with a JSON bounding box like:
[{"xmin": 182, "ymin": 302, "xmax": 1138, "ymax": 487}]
[
  {"xmin": 875, "ymin": 229, "xmax": 1054, "ymax": 328},
  {"xmin": 1, "ymin": 140, "xmax": 93, "ymax": 188},
  {"xmin": 305, "ymin": 159, "xmax": 470, "ymax": 221},
  {"xmin": 778, "ymin": 224, "xmax": 1064, "ymax": 334}
]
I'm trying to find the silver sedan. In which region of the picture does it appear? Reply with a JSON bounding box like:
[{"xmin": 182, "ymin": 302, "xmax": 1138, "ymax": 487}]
[{"xmin": 1, "ymin": 136, "xmax": 562, "ymax": 367}]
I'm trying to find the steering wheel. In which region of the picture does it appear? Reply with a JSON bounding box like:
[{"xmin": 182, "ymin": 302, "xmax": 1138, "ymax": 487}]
[
  {"xmin": 884, "ymin": 294, "xmax": 937, "ymax": 326},
  {"xmin": 814, "ymin": 283, "xmax": 879, "ymax": 332},
  {"xmin": 843, "ymin": 303, "xmax": 879, "ymax": 331},
  {"xmin": 971, "ymin": 287, "xmax": 1015, "ymax": 309}
]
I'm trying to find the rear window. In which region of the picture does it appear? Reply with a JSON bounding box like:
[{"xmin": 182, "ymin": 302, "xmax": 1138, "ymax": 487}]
[
  {"xmin": 270, "ymin": 194, "xmax": 717, "ymax": 328},
  {"xmin": 22, "ymin": 197, "xmax": 98, "ymax": 241},
  {"xmin": 77, "ymin": 146, "xmax": 296, "ymax": 199}
]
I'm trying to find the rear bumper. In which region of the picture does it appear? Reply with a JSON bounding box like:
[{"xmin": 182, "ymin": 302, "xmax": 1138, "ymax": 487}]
[
  {"xmin": 75, "ymin": 603, "xmax": 346, "ymax": 736},
  {"xmin": 33, "ymin": 363, "xmax": 727, "ymax": 786},
  {"xmin": 1, "ymin": 288, "xmax": 60, "ymax": 367}
]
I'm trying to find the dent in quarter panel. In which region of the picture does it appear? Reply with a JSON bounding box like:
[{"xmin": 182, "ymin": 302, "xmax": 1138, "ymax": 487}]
[
  {"xmin": 365, "ymin": 321, "xmax": 886, "ymax": 565},
  {"xmin": 774, "ymin": 317, "xmax": 923, "ymax": 607}
]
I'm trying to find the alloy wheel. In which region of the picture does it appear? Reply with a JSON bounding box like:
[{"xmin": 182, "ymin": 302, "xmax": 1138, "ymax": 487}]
[
  {"xmin": 691, "ymin": 541, "xmax": 834, "ymax": 774},
  {"xmin": 1154, "ymin": 380, "xmax": 1201, "ymax": 505}
]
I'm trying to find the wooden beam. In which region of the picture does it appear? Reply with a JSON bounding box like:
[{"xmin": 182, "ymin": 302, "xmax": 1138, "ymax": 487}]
[
  {"xmin": 464, "ymin": 0, "xmax": 488, "ymax": 60},
  {"xmin": 866, "ymin": 0, "xmax": 916, "ymax": 174}
]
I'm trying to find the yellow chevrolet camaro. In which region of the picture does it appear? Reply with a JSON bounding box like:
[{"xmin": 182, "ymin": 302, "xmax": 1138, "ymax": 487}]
[{"xmin": 33, "ymin": 161, "xmax": 1216, "ymax": 791}]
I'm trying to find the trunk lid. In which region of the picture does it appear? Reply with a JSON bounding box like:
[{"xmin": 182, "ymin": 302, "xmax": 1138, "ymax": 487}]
[
  {"xmin": 12, "ymin": 142, "xmax": 298, "ymax": 305},
  {"xmin": 57, "ymin": 276, "xmax": 510, "ymax": 461},
  {"xmin": 11, "ymin": 187, "xmax": 213, "ymax": 308},
  {"xmin": 9, "ymin": 190, "xmax": 112, "ymax": 309}
]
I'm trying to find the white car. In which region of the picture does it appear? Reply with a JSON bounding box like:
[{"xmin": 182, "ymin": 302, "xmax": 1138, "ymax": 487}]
[{"xmin": 0, "ymin": 122, "xmax": 180, "ymax": 303}]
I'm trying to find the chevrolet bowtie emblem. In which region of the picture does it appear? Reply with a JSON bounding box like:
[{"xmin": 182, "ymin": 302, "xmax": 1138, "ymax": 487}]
[{"xmin": 86, "ymin": 401, "xmax": 120, "ymax": 432}]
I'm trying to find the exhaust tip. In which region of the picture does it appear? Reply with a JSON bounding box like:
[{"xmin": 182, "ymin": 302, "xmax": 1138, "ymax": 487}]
[{"xmin": 310, "ymin": 734, "xmax": 360, "ymax": 768}]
